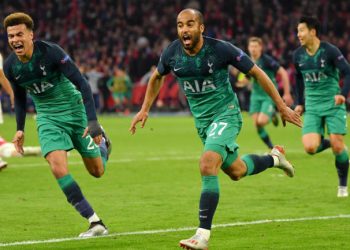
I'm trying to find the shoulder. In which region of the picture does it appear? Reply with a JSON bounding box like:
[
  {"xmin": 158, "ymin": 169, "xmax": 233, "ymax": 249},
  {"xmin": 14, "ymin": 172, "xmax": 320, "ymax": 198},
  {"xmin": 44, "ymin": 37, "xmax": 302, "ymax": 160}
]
[
  {"xmin": 35, "ymin": 40, "xmax": 65, "ymax": 54},
  {"xmin": 205, "ymin": 36, "xmax": 238, "ymax": 52},
  {"xmin": 162, "ymin": 39, "xmax": 181, "ymax": 56},
  {"xmin": 292, "ymin": 46, "xmax": 305, "ymax": 61},
  {"xmin": 321, "ymin": 41, "xmax": 341, "ymax": 55},
  {"xmin": 321, "ymin": 41, "xmax": 337, "ymax": 50},
  {"xmin": 3, "ymin": 53, "xmax": 17, "ymax": 72}
]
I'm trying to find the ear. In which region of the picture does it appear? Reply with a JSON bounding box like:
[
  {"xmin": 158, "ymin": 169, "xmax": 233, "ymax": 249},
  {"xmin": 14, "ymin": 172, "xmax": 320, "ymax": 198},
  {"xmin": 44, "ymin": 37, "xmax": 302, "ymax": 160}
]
[
  {"xmin": 29, "ymin": 31, "xmax": 34, "ymax": 40},
  {"xmin": 310, "ymin": 28, "xmax": 317, "ymax": 36},
  {"xmin": 200, "ymin": 24, "xmax": 205, "ymax": 34}
]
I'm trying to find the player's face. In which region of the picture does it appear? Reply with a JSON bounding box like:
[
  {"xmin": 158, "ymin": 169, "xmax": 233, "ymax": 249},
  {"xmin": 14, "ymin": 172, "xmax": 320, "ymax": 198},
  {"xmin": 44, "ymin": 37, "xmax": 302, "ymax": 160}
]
[
  {"xmin": 177, "ymin": 11, "xmax": 204, "ymax": 52},
  {"xmin": 248, "ymin": 41, "xmax": 262, "ymax": 59},
  {"xmin": 7, "ymin": 24, "xmax": 34, "ymax": 58},
  {"xmin": 297, "ymin": 23, "xmax": 313, "ymax": 47}
]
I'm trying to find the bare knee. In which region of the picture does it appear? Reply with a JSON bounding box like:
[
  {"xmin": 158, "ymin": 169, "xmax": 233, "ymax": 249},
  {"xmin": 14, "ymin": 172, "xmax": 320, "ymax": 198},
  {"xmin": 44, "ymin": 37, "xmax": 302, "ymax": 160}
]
[
  {"xmin": 199, "ymin": 151, "xmax": 222, "ymax": 176},
  {"xmin": 331, "ymin": 143, "xmax": 345, "ymax": 154},
  {"xmin": 89, "ymin": 166, "xmax": 104, "ymax": 178},
  {"xmin": 304, "ymin": 144, "xmax": 318, "ymax": 154},
  {"xmin": 229, "ymin": 173, "xmax": 242, "ymax": 181}
]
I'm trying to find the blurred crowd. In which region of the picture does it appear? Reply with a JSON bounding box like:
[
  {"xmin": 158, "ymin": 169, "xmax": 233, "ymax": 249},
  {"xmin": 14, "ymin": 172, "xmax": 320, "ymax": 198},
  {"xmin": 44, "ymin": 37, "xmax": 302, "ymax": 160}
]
[{"xmin": 0, "ymin": 0, "xmax": 350, "ymax": 113}]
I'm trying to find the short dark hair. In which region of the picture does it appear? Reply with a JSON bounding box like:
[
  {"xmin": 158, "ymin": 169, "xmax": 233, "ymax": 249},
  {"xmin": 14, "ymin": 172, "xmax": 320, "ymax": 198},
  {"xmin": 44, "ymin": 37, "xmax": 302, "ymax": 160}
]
[
  {"xmin": 299, "ymin": 16, "xmax": 320, "ymax": 34},
  {"xmin": 3, "ymin": 12, "xmax": 34, "ymax": 31},
  {"xmin": 179, "ymin": 8, "xmax": 204, "ymax": 25}
]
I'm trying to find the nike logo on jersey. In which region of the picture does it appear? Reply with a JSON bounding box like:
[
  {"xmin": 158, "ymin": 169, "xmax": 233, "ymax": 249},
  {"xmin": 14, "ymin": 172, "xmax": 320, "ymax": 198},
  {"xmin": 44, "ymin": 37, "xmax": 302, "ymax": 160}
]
[
  {"xmin": 15, "ymin": 75, "xmax": 21, "ymax": 80},
  {"xmin": 174, "ymin": 67, "xmax": 183, "ymax": 72}
]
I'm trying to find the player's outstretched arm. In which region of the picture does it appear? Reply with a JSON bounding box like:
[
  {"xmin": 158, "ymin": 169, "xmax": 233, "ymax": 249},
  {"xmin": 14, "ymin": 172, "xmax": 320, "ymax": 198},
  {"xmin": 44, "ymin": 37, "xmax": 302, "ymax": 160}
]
[
  {"xmin": 12, "ymin": 130, "xmax": 24, "ymax": 155},
  {"xmin": 277, "ymin": 66, "xmax": 294, "ymax": 106},
  {"xmin": 249, "ymin": 65, "xmax": 302, "ymax": 127},
  {"xmin": 130, "ymin": 69, "xmax": 165, "ymax": 134},
  {"xmin": 0, "ymin": 70, "xmax": 14, "ymax": 108}
]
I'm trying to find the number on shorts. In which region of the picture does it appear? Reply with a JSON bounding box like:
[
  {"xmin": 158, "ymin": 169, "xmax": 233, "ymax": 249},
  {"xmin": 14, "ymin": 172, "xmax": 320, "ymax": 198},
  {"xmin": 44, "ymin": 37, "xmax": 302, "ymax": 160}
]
[
  {"xmin": 208, "ymin": 122, "xmax": 228, "ymax": 137},
  {"xmin": 86, "ymin": 135, "xmax": 97, "ymax": 150}
]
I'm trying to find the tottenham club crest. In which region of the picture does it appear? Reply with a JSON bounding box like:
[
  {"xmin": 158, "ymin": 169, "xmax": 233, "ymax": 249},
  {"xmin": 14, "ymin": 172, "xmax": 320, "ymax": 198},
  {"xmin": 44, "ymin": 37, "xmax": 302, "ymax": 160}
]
[
  {"xmin": 320, "ymin": 58, "xmax": 325, "ymax": 68},
  {"xmin": 207, "ymin": 60, "xmax": 213, "ymax": 74}
]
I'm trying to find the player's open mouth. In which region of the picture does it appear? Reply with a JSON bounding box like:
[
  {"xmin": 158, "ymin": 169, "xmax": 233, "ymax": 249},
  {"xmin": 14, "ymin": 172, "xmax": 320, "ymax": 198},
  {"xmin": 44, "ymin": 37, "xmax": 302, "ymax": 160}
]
[
  {"xmin": 13, "ymin": 44, "xmax": 24, "ymax": 53},
  {"xmin": 182, "ymin": 34, "xmax": 191, "ymax": 46}
]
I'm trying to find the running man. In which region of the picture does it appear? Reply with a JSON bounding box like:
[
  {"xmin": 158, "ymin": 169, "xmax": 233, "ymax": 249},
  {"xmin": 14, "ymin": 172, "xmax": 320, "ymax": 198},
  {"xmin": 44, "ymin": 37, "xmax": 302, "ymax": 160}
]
[
  {"xmin": 293, "ymin": 16, "xmax": 350, "ymax": 197},
  {"xmin": 130, "ymin": 9, "xmax": 301, "ymax": 250},
  {"xmin": 3, "ymin": 12, "xmax": 112, "ymax": 236},
  {"xmin": 238, "ymin": 36, "xmax": 293, "ymax": 149}
]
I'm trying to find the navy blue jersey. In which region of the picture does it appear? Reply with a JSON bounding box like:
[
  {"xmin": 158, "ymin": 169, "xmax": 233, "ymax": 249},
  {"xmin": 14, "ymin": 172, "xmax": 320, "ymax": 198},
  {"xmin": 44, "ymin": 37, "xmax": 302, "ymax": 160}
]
[{"xmin": 157, "ymin": 36, "xmax": 254, "ymax": 127}]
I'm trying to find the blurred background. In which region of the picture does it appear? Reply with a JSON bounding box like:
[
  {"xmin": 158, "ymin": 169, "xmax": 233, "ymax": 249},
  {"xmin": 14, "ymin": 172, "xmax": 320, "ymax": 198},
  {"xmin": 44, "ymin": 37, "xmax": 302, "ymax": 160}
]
[{"xmin": 0, "ymin": 0, "xmax": 349, "ymax": 115}]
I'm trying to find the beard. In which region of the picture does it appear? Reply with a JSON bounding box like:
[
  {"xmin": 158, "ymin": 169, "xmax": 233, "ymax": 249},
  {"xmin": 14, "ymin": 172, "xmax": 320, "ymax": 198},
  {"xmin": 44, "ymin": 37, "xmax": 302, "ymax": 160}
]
[{"xmin": 180, "ymin": 31, "xmax": 201, "ymax": 51}]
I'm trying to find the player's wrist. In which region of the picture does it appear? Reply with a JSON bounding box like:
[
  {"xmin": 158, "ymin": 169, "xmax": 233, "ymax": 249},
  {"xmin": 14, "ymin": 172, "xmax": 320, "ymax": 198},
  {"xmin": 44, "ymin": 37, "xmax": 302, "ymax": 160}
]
[{"xmin": 88, "ymin": 120, "xmax": 102, "ymax": 137}]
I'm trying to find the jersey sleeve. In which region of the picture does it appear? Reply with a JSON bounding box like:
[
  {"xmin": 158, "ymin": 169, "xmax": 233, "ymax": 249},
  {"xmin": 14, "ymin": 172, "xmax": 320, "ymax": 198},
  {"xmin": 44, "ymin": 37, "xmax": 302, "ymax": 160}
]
[
  {"xmin": 327, "ymin": 44, "xmax": 350, "ymax": 97},
  {"xmin": 264, "ymin": 55, "xmax": 280, "ymax": 73},
  {"xmin": 292, "ymin": 51, "xmax": 305, "ymax": 105},
  {"xmin": 3, "ymin": 56, "xmax": 27, "ymax": 131},
  {"xmin": 222, "ymin": 42, "xmax": 254, "ymax": 74},
  {"xmin": 157, "ymin": 46, "xmax": 172, "ymax": 76},
  {"xmin": 48, "ymin": 44, "xmax": 98, "ymax": 121}
]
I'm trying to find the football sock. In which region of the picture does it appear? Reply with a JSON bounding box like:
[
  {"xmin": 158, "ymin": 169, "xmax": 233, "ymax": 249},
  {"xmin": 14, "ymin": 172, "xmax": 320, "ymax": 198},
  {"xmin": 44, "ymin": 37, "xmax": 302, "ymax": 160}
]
[
  {"xmin": 199, "ymin": 176, "xmax": 219, "ymax": 230},
  {"xmin": 334, "ymin": 150, "xmax": 349, "ymax": 187},
  {"xmin": 257, "ymin": 127, "xmax": 273, "ymax": 149},
  {"xmin": 88, "ymin": 213, "xmax": 101, "ymax": 224},
  {"xmin": 57, "ymin": 174, "xmax": 95, "ymax": 219},
  {"xmin": 242, "ymin": 154, "xmax": 274, "ymax": 176},
  {"xmin": 99, "ymin": 138, "xmax": 108, "ymax": 170},
  {"xmin": 315, "ymin": 138, "xmax": 331, "ymax": 154}
]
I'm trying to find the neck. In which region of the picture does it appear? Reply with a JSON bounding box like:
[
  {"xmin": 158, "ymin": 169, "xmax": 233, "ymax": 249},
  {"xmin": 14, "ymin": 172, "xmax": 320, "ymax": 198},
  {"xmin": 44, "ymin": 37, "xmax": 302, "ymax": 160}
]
[
  {"xmin": 251, "ymin": 53, "xmax": 261, "ymax": 62},
  {"xmin": 184, "ymin": 36, "xmax": 204, "ymax": 56},
  {"xmin": 18, "ymin": 41, "xmax": 34, "ymax": 63},
  {"xmin": 305, "ymin": 38, "xmax": 320, "ymax": 55}
]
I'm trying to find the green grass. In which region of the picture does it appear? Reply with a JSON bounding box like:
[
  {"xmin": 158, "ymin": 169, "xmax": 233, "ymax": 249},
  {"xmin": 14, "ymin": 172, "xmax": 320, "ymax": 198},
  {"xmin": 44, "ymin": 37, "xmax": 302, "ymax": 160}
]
[{"xmin": 0, "ymin": 113, "xmax": 350, "ymax": 249}]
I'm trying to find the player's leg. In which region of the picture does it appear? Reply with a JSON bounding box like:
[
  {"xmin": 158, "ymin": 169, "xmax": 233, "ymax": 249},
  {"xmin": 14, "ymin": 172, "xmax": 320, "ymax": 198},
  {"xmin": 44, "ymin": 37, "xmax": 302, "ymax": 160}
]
[
  {"xmin": 179, "ymin": 149, "xmax": 222, "ymax": 250},
  {"xmin": 329, "ymin": 134, "xmax": 349, "ymax": 197},
  {"xmin": 327, "ymin": 109, "xmax": 348, "ymax": 197},
  {"xmin": 22, "ymin": 146, "xmax": 41, "ymax": 156},
  {"xmin": 302, "ymin": 113, "xmax": 330, "ymax": 154},
  {"xmin": 39, "ymin": 116, "xmax": 108, "ymax": 237},
  {"xmin": 255, "ymin": 112, "xmax": 273, "ymax": 149},
  {"xmin": 77, "ymin": 131, "xmax": 112, "ymax": 178},
  {"xmin": 251, "ymin": 99, "xmax": 274, "ymax": 149},
  {"xmin": 45, "ymin": 150, "xmax": 107, "ymax": 237},
  {"xmin": 0, "ymin": 157, "xmax": 7, "ymax": 170},
  {"xmin": 222, "ymin": 145, "xmax": 294, "ymax": 180},
  {"xmin": 180, "ymin": 114, "xmax": 239, "ymax": 250}
]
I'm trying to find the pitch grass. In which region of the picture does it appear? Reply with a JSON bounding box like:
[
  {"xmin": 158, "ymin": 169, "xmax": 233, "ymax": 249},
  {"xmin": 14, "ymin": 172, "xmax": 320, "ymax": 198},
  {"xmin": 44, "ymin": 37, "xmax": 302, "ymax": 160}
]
[{"xmin": 0, "ymin": 113, "xmax": 349, "ymax": 249}]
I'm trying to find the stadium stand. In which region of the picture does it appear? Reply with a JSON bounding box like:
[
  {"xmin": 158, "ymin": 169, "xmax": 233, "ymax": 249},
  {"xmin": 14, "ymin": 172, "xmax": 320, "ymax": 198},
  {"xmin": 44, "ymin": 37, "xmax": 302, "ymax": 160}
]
[{"xmin": 0, "ymin": 0, "xmax": 349, "ymax": 112}]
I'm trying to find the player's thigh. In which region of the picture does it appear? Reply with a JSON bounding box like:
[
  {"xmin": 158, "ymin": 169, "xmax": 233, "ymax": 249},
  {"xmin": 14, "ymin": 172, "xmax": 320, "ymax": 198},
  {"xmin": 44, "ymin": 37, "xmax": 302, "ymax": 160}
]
[
  {"xmin": 70, "ymin": 113, "xmax": 101, "ymax": 159},
  {"xmin": 302, "ymin": 112, "xmax": 325, "ymax": 136},
  {"xmin": 45, "ymin": 150, "xmax": 69, "ymax": 178},
  {"xmin": 249, "ymin": 99, "xmax": 262, "ymax": 115},
  {"xmin": 199, "ymin": 150, "xmax": 222, "ymax": 175},
  {"xmin": 260, "ymin": 99, "xmax": 275, "ymax": 120},
  {"xmin": 82, "ymin": 157, "xmax": 104, "ymax": 177},
  {"xmin": 203, "ymin": 112, "xmax": 242, "ymax": 170},
  {"xmin": 326, "ymin": 108, "xmax": 347, "ymax": 135},
  {"xmin": 37, "ymin": 118, "xmax": 74, "ymax": 157}
]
